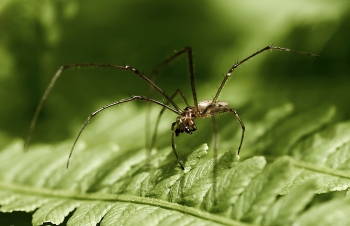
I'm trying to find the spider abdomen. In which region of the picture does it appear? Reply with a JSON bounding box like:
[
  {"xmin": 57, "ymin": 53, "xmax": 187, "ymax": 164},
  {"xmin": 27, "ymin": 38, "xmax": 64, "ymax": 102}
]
[{"xmin": 197, "ymin": 100, "xmax": 230, "ymax": 117}]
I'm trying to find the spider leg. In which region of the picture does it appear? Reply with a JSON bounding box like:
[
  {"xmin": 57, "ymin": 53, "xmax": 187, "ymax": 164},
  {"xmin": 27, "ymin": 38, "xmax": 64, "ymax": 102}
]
[
  {"xmin": 171, "ymin": 121, "xmax": 185, "ymax": 170},
  {"xmin": 150, "ymin": 46, "xmax": 197, "ymax": 109},
  {"xmin": 229, "ymin": 109, "xmax": 245, "ymax": 155},
  {"xmin": 66, "ymin": 95, "xmax": 178, "ymax": 168},
  {"xmin": 150, "ymin": 89, "xmax": 189, "ymax": 152},
  {"xmin": 145, "ymin": 46, "xmax": 196, "ymax": 157},
  {"xmin": 212, "ymin": 46, "xmax": 318, "ymax": 103},
  {"xmin": 24, "ymin": 63, "xmax": 181, "ymax": 150},
  {"xmin": 211, "ymin": 115, "xmax": 218, "ymax": 205}
]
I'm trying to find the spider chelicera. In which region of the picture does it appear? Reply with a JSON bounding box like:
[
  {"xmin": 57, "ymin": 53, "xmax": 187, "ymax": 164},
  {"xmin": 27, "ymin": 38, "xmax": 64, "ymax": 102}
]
[{"xmin": 25, "ymin": 46, "xmax": 317, "ymax": 170}]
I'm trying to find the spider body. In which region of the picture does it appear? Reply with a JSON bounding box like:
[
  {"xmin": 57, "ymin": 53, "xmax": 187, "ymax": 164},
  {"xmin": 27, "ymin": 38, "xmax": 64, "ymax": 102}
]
[
  {"xmin": 174, "ymin": 100, "xmax": 231, "ymax": 136},
  {"xmin": 25, "ymin": 46, "xmax": 317, "ymax": 170},
  {"xmin": 198, "ymin": 100, "xmax": 231, "ymax": 115}
]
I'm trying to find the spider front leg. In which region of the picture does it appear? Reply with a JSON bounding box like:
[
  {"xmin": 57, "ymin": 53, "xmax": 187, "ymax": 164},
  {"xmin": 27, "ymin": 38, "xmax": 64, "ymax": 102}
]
[
  {"xmin": 229, "ymin": 109, "xmax": 245, "ymax": 155},
  {"xmin": 25, "ymin": 63, "xmax": 181, "ymax": 151},
  {"xmin": 201, "ymin": 101, "xmax": 245, "ymax": 155},
  {"xmin": 150, "ymin": 89, "xmax": 189, "ymax": 152},
  {"xmin": 171, "ymin": 121, "xmax": 185, "ymax": 170},
  {"xmin": 212, "ymin": 115, "xmax": 218, "ymax": 205},
  {"xmin": 66, "ymin": 95, "xmax": 179, "ymax": 168}
]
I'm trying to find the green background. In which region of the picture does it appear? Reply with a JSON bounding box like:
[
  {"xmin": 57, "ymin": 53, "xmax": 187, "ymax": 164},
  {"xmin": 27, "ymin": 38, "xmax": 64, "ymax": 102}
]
[{"xmin": 0, "ymin": 0, "xmax": 350, "ymax": 224}]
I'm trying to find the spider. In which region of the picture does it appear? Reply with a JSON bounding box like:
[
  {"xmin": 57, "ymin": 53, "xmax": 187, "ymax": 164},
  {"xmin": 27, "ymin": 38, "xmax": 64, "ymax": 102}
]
[{"xmin": 25, "ymin": 46, "xmax": 317, "ymax": 170}]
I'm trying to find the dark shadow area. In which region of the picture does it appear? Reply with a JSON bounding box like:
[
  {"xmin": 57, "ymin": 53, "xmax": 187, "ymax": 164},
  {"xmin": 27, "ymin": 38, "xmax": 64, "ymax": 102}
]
[
  {"xmin": 258, "ymin": 11, "xmax": 350, "ymax": 119},
  {"xmin": 0, "ymin": 211, "xmax": 32, "ymax": 226}
]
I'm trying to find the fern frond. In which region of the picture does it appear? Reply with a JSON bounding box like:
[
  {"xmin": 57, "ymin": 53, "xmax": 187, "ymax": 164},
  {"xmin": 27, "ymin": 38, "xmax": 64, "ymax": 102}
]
[{"xmin": 1, "ymin": 104, "xmax": 350, "ymax": 225}]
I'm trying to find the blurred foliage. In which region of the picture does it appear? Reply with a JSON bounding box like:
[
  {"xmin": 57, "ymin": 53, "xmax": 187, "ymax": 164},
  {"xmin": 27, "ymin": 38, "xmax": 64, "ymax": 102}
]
[
  {"xmin": 1, "ymin": 0, "xmax": 349, "ymax": 142},
  {"xmin": 0, "ymin": 0, "xmax": 350, "ymax": 223}
]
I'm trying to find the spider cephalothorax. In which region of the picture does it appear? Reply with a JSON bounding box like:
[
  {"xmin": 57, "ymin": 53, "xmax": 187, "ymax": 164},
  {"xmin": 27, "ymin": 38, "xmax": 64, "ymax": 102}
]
[
  {"xmin": 174, "ymin": 100, "xmax": 232, "ymax": 136},
  {"xmin": 174, "ymin": 106, "xmax": 197, "ymax": 136}
]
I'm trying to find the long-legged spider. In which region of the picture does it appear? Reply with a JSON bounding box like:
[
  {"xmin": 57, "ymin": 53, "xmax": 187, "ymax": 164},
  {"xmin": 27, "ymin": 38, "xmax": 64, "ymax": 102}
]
[{"xmin": 25, "ymin": 46, "xmax": 317, "ymax": 170}]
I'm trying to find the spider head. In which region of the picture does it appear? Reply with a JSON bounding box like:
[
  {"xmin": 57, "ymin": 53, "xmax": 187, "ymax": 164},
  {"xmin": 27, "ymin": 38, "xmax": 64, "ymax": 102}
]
[{"xmin": 175, "ymin": 107, "xmax": 197, "ymax": 136}]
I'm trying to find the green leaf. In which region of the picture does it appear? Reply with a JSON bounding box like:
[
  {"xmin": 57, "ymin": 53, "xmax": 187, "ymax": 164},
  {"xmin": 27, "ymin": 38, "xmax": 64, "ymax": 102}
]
[
  {"xmin": 281, "ymin": 121, "xmax": 350, "ymax": 194},
  {"xmin": 32, "ymin": 199, "xmax": 80, "ymax": 225},
  {"xmin": 262, "ymin": 180, "xmax": 317, "ymax": 226},
  {"xmin": 2, "ymin": 103, "xmax": 350, "ymax": 225},
  {"xmin": 294, "ymin": 199, "xmax": 350, "ymax": 226},
  {"xmin": 232, "ymin": 156, "xmax": 293, "ymax": 224},
  {"xmin": 251, "ymin": 105, "xmax": 336, "ymax": 156}
]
